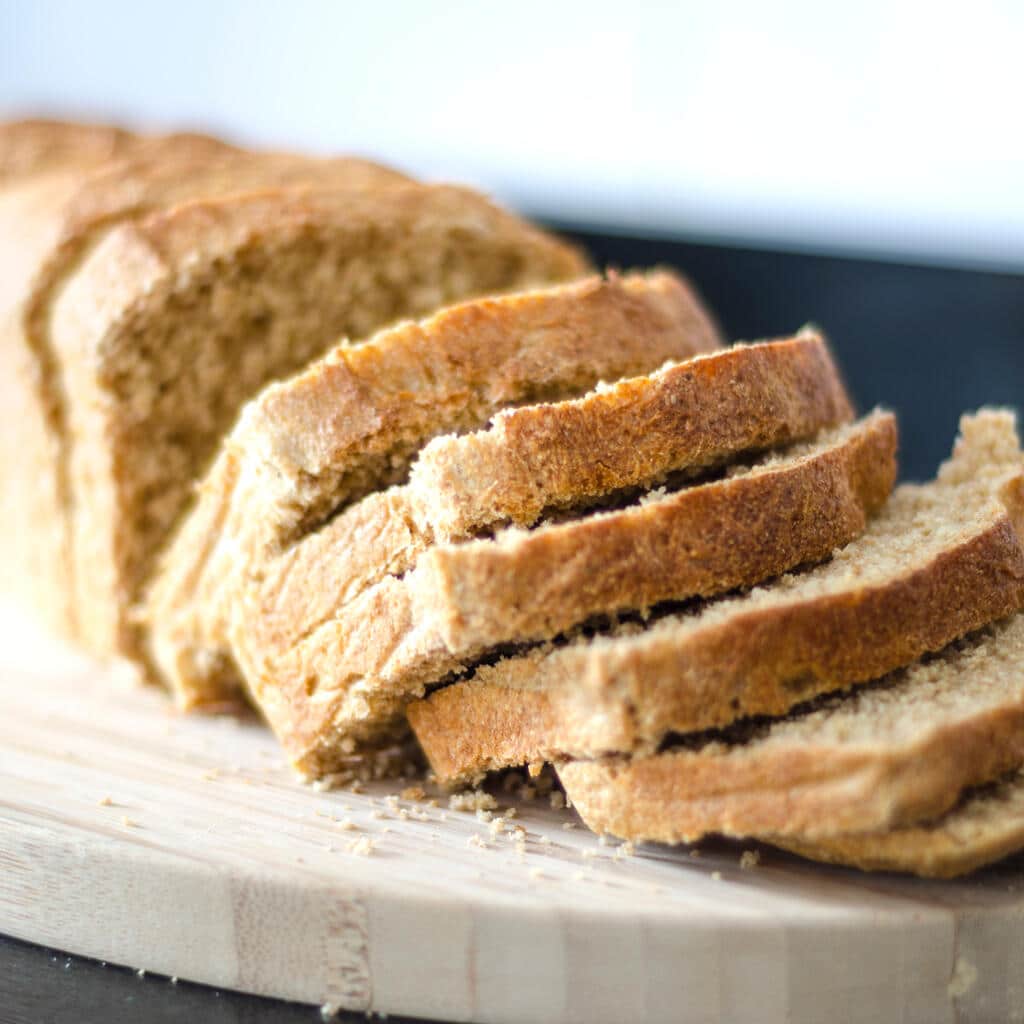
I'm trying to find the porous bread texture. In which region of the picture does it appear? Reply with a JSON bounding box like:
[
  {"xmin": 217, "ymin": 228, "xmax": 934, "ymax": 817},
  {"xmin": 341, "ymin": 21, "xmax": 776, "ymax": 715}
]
[
  {"xmin": 256, "ymin": 411, "xmax": 892, "ymax": 778},
  {"xmin": 0, "ymin": 135, "xmax": 411, "ymax": 642},
  {"xmin": 410, "ymin": 410, "xmax": 1024, "ymax": 783},
  {"xmin": 145, "ymin": 270, "xmax": 721, "ymax": 709},
  {"xmin": 772, "ymin": 769, "xmax": 1024, "ymax": 878},
  {"xmin": 558, "ymin": 595, "xmax": 1024, "ymax": 845}
]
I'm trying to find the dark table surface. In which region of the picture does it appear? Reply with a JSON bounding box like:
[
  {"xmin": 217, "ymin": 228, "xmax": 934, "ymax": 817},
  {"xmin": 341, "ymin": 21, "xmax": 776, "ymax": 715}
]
[{"xmin": 3, "ymin": 228, "xmax": 1022, "ymax": 1024}]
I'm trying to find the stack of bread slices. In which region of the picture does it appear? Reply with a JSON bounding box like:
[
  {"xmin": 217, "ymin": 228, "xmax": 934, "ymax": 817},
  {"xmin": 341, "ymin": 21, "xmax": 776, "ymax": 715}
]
[{"xmin": 5, "ymin": 120, "xmax": 1024, "ymax": 879}]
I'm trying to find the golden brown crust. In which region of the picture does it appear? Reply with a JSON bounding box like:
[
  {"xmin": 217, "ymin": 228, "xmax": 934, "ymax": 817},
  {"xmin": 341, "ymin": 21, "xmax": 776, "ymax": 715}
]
[
  {"xmin": 409, "ymin": 331, "xmax": 854, "ymax": 537},
  {"xmin": 258, "ymin": 413, "xmax": 894, "ymax": 776},
  {"xmin": 146, "ymin": 270, "xmax": 714, "ymax": 710},
  {"xmin": 772, "ymin": 771, "xmax": 1024, "ymax": 878}
]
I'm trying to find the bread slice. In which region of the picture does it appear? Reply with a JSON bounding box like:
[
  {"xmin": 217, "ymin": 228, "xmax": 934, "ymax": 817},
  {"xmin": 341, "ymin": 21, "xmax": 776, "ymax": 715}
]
[
  {"xmin": 773, "ymin": 769, "xmax": 1024, "ymax": 878},
  {"xmin": 558, "ymin": 599, "xmax": 1024, "ymax": 845},
  {"xmin": 0, "ymin": 140, "xmax": 588, "ymax": 656},
  {"xmin": 410, "ymin": 410, "xmax": 1024, "ymax": 783},
  {"xmin": 145, "ymin": 271, "xmax": 723, "ymax": 710},
  {"xmin": 249, "ymin": 411, "xmax": 892, "ymax": 777}
]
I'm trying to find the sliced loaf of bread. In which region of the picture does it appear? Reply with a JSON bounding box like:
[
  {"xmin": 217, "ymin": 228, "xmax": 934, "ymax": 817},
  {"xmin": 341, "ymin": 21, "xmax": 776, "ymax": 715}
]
[
  {"xmin": 0, "ymin": 142, "xmax": 589, "ymax": 657},
  {"xmin": 410, "ymin": 410, "xmax": 1024, "ymax": 783},
  {"xmin": 240, "ymin": 333, "xmax": 854, "ymax": 667},
  {"xmin": 145, "ymin": 271, "xmax": 721, "ymax": 710},
  {"xmin": 773, "ymin": 769, "xmax": 1024, "ymax": 878},
  {"xmin": 248, "ymin": 411, "xmax": 891, "ymax": 777}
]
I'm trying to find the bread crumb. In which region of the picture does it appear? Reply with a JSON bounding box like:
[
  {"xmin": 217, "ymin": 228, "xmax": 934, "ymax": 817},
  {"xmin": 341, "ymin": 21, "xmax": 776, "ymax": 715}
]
[
  {"xmin": 549, "ymin": 791, "xmax": 565, "ymax": 810},
  {"xmin": 121, "ymin": 816, "xmax": 138, "ymax": 828},
  {"xmin": 170, "ymin": 976, "xmax": 178, "ymax": 985},
  {"xmin": 136, "ymin": 968, "xmax": 146, "ymax": 978},
  {"xmin": 538, "ymin": 835, "xmax": 551, "ymax": 845},
  {"xmin": 97, "ymin": 795, "xmax": 113, "ymax": 807},
  {"xmin": 529, "ymin": 868, "xmax": 544, "ymax": 880},
  {"xmin": 467, "ymin": 834, "xmax": 488, "ymax": 850},
  {"xmin": 562, "ymin": 822, "xmax": 577, "ymax": 831},
  {"xmin": 427, "ymin": 798, "xmax": 439, "ymax": 808},
  {"xmin": 449, "ymin": 791, "xmax": 497, "ymax": 812},
  {"xmin": 337, "ymin": 818, "xmax": 358, "ymax": 831},
  {"xmin": 488, "ymin": 816, "xmax": 506, "ymax": 836},
  {"xmin": 384, "ymin": 795, "xmax": 400, "ymax": 811},
  {"xmin": 613, "ymin": 841, "xmax": 636, "ymax": 860},
  {"xmin": 948, "ymin": 956, "xmax": 978, "ymax": 999},
  {"xmin": 503, "ymin": 807, "xmax": 518, "ymax": 819},
  {"xmin": 476, "ymin": 808, "xmax": 493, "ymax": 824},
  {"xmin": 397, "ymin": 808, "xmax": 410, "ymax": 821},
  {"xmin": 740, "ymin": 850, "xmax": 760, "ymax": 870},
  {"xmin": 527, "ymin": 762, "xmax": 543, "ymax": 778},
  {"xmin": 348, "ymin": 836, "xmax": 376, "ymax": 856},
  {"xmin": 401, "ymin": 786, "xmax": 426, "ymax": 802},
  {"xmin": 711, "ymin": 871, "xmax": 722, "ymax": 881},
  {"xmin": 320, "ymin": 1002, "xmax": 340, "ymax": 1020},
  {"xmin": 689, "ymin": 849, "xmax": 701, "ymax": 859},
  {"xmin": 370, "ymin": 810, "xmax": 386, "ymax": 820}
]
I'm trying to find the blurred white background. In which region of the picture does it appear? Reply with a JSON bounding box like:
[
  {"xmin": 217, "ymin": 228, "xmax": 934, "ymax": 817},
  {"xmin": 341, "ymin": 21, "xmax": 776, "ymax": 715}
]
[{"xmin": 2, "ymin": 0, "xmax": 1022, "ymax": 268}]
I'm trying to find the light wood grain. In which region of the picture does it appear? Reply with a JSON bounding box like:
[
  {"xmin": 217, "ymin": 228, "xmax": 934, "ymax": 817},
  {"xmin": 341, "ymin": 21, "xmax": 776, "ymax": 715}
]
[{"xmin": 1, "ymin": 606, "xmax": 1023, "ymax": 1023}]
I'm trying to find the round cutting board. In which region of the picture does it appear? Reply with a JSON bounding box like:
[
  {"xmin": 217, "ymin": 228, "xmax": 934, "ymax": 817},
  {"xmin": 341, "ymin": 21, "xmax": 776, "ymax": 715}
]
[{"xmin": 1, "ymin": 608, "xmax": 1022, "ymax": 1024}]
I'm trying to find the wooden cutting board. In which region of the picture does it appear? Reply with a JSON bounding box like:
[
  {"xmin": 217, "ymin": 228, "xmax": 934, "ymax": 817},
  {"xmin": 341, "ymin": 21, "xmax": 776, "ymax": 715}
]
[{"xmin": 2, "ymin": 607, "xmax": 1023, "ymax": 1024}]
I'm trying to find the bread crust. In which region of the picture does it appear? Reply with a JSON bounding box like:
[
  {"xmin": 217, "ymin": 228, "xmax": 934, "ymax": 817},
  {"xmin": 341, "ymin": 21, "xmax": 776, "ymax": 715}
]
[
  {"xmin": 409, "ymin": 331, "xmax": 853, "ymax": 537},
  {"xmin": 772, "ymin": 771, "xmax": 1024, "ymax": 878},
  {"xmin": 258, "ymin": 413, "xmax": 894, "ymax": 776},
  {"xmin": 146, "ymin": 270, "xmax": 715, "ymax": 709}
]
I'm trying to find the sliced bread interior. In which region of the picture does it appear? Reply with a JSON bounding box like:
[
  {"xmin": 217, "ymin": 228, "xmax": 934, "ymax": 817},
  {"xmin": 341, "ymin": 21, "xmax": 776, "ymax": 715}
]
[
  {"xmin": 145, "ymin": 271, "xmax": 721, "ymax": 709},
  {"xmin": 251, "ymin": 410, "xmax": 892, "ymax": 777},
  {"xmin": 410, "ymin": 409, "xmax": 1024, "ymax": 783}
]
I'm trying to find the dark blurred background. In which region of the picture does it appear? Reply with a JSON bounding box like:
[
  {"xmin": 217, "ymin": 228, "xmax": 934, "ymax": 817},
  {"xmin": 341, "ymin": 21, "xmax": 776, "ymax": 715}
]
[{"xmin": 558, "ymin": 226, "xmax": 1024, "ymax": 480}]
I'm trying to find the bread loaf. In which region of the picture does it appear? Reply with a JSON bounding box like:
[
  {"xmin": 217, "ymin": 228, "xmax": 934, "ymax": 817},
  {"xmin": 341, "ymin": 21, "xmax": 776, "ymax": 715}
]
[
  {"xmin": 145, "ymin": 272, "xmax": 722, "ymax": 711},
  {"xmin": 0, "ymin": 129, "xmax": 587, "ymax": 662}
]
